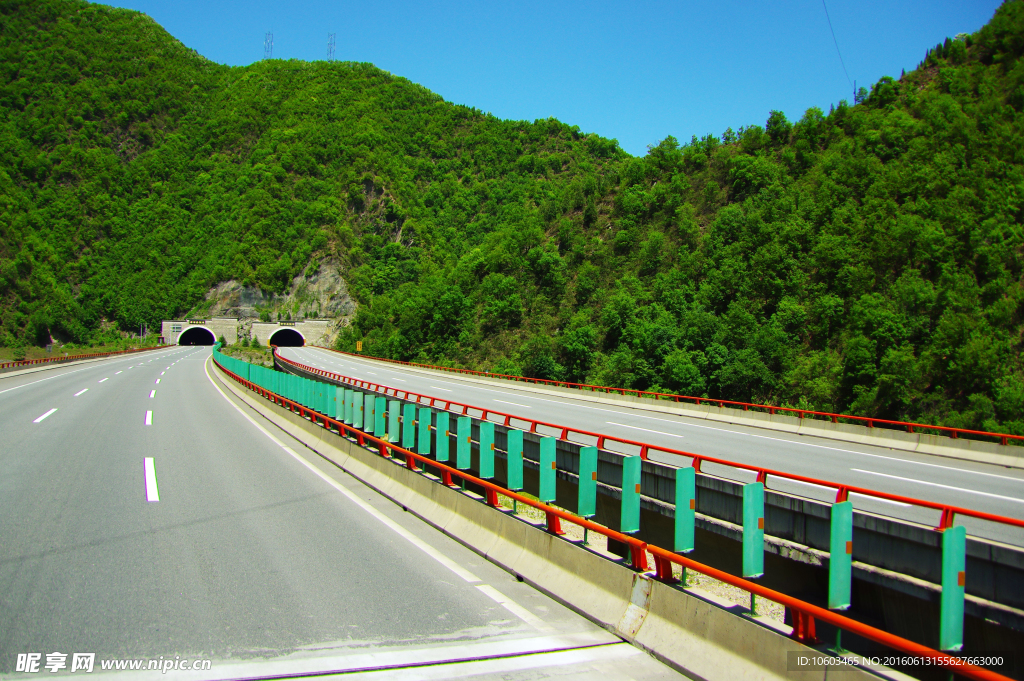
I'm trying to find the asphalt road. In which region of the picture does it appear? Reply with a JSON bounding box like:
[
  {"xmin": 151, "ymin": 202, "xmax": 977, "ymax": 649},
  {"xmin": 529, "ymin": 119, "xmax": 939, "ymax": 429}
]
[
  {"xmin": 281, "ymin": 347, "xmax": 1024, "ymax": 547},
  {"xmin": 0, "ymin": 347, "xmax": 683, "ymax": 680}
]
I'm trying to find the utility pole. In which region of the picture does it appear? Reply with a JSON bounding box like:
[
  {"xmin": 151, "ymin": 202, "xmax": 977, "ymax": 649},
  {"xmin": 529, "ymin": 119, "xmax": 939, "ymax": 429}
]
[
  {"xmin": 264, "ymin": 32, "xmax": 274, "ymax": 60},
  {"xmin": 327, "ymin": 33, "xmax": 336, "ymax": 61}
]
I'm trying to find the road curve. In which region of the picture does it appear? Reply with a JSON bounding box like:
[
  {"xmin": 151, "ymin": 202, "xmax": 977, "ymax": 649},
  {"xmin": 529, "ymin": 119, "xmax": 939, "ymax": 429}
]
[
  {"xmin": 281, "ymin": 346, "xmax": 1024, "ymax": 547},
  {"xmin": 0, "ymin": 347, "xmax": 682, "ymax": 679}
]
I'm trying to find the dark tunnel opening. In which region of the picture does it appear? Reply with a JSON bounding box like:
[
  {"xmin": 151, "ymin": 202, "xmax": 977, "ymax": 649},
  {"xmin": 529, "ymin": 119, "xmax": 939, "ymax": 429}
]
[
  {"xmin": 269, "ymin": 328, "xmax": 304, "ymax": 347},
  {"xmin": 178, "ymin": 327, "xmax": 216, "ymax": 346}
]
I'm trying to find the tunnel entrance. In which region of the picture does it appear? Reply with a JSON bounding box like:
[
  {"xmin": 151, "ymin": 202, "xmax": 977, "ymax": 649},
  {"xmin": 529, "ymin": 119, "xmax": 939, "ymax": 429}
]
[
  {"xmin": 268, "ymin": 328, "xmax": 304, "ymax": 347},
  {"xmin": 178, "ymin": 326, "xmax": 216, "ymax": 345}
]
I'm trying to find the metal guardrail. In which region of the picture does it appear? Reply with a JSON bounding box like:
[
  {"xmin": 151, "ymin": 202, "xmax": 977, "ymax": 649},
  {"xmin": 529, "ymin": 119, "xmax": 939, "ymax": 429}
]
[
  {"xmin": 0, "ymin": 345, "xmax": 172, "ymax": 371},
  {"xmin": 214, "ymin": 350, "xmax": 1013, "ymax": 681},
  {"xmin": 277, "ymin": 351, "xmax": 1024, "ymax": 534},
  {"xmin": 327, "ymin": 348, "xmax": 1024, "ymax": 447}
]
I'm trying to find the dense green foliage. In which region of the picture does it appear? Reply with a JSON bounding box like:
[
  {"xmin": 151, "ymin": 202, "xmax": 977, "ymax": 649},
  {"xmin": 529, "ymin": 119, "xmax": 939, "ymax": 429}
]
[{"xmin": 3, "ymin": 0, "xmax": 1024, "ymax": 433}]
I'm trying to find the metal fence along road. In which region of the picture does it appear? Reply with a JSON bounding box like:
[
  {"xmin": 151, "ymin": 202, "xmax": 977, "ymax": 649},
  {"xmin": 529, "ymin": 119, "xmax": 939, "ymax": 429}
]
[
  {"xmin": 274, "ymin": 351, "xmax": 1024, "ymax": 537},
  {"xmin": 212, "ymin": 347, "xmax": 1015, "ymax": 681},
  {"xmin": 0, "ymin": 345, "xmax": 171, "ymax": 371},
  {"xmin": 329, "ymin": 349, "xmax": 1024, "ymax": 448}
]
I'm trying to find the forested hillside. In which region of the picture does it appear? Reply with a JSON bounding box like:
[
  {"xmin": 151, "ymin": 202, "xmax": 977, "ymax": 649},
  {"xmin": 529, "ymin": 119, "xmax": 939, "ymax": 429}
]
[{"xmin": 2, "ymin": 0, "xmax": 1024, "ymax": 433}]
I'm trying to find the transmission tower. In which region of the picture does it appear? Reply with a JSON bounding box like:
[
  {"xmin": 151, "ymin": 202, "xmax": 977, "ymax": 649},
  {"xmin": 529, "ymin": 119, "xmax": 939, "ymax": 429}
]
[
  {"xmin": 327, "ymin": 33, "xmax": 336, "ymax": 61},
  {"xmin": 264, "ymin": 32, "xmax": 274, "ymax": 60}
]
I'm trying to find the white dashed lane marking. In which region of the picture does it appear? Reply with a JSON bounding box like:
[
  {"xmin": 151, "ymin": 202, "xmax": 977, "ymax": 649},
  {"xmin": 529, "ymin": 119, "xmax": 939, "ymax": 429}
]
[{"xmin": 33, "ymin": 409, "xmax": 57, "ymax": 423}]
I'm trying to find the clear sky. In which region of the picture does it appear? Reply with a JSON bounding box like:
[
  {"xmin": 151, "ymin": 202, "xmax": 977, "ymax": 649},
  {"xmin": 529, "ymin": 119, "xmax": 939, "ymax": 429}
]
[{"xmin": 102, "ymin": 0, "xmax": 1001, "ymax": 156}]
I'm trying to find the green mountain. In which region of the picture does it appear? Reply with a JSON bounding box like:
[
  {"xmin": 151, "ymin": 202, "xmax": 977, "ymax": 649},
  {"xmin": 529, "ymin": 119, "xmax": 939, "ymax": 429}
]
[{"xmin": 3, "ymin": 0, "xmax": 1024, "ymax": 434}]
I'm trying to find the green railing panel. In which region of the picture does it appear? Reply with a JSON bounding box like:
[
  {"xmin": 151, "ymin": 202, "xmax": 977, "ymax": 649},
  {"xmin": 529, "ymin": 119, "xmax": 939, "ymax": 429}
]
[
  {"xmin": 478, "ymin": 421, "xmax": 494, "ymax": 479},
  {"xmin": 620, "ymin": 454, "xmax": 641, "ymax": 534},
  {"xmin": 506, "ymin": 429, "xmax": 524, "ymax": 491},
  {"xmin": 940, "ymin": 525, "xmax": 966, "ymax": 651},
  {"xmin": 456, "ymin": 416, "xmax": 471, "ymax": 470},
  {"xmin": 828, "ymin": 500, "xmax": 853, "ymax": 611},
  {"xmin": 538, "ymin": 437, "xmax": 556, "ymax": 503},
  {"xmin": 435, "ymin": 412, "xmax": 450, "ymax": 462},
  {"xmin": 402, "ymin": 403, "xmax": 417, "ymax": 449},
  {"xmin": 674, "ymin": 466, "xmax": 695, "ymax": 553},
  {"xmin": 388, "ymin": 399, "xmax": 401, "ymax": 443},
  {"xmin": 742, "ymin": 482, "xmax": 765, "ymax": 579},
  {"xmin": 418, "ymin": 407, "xmax": 432, "ymax": 455},
  {"xmin": 578, "ymin": 446, "xmax": 597, "ymax": 518},
  {"xmin": 374, "ymin": 396, "xmax": 386, "ymax": 438}
]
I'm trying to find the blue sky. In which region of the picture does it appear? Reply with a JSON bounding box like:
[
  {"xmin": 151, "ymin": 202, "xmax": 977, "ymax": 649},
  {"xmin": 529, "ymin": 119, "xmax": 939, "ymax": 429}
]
[{"xmin": 103, "ymin": 0, "xmax": 1001, "ymax": 156}]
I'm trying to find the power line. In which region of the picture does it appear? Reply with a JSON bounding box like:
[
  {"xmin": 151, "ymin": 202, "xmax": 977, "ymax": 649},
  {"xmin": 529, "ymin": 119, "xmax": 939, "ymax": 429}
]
[{"xmin": 821, "ymin": 0, "xmax": 852, "ymax": 91}]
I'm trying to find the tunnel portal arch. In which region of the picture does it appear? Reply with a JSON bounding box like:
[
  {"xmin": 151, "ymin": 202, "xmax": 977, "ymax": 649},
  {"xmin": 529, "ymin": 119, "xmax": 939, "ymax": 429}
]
[
  {"xmin": 268, "ymin": 327, "xmax": 305, "ymax": 347},
  {"xmin": 178, "ymin": 326, "xmax": 216, "ymax": 346}
]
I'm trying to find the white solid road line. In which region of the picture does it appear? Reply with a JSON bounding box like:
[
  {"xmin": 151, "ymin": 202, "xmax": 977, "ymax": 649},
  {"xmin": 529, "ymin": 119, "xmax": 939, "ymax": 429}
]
[
  {"xmin": 475, "ymin": 583, "xmax": 555, "ymax": 632},
  {"xmin": 144, "ymin": 457, "xmax": 159, "ymax": 502},
  {"xmin": 851, "ymin": 469, "xmax": 1024, "ymax": 504},
  {"xmin": 74, "ymin": 389, "xmax": 88, "ymax": 397},
  {"xmin": 495, "ymin": 399, "xmax": 531, "ymax": 409},
  {"xmin": 150, "ymin": 390, "xmax": 156, "ymax": 398},
  {"xmin": 606, "ymin": 421, "xmax": 684, "ymax": 438},
  {"xmin": 98, "ymin": 378, "xmax": 108, "ymax": 383},
  {"xmin": 145, "ymin": 410, "xmax": 153, "ymax": 426},
  {"xmin": 33, "ymin": 408, "xmax": 57, "ymax": 423},
  {"xmin": 202, "ymin": 356, "xmax": 550, "ymax": 632},
  {"xmin": 849, "ymin": 492, "xmax": 911, "ymax": 508}
]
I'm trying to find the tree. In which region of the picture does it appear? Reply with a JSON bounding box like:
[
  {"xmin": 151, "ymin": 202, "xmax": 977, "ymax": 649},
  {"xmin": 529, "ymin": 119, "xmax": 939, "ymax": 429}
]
[{"xmin": 765, "ymin": 110, "xmax": 792, "ymax": 146}]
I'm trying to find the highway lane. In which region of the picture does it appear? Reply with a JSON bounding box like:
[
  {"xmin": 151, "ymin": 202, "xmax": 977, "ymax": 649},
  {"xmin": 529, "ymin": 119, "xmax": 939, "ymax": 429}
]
[
  {"xmin": 283, "ymin": 347, "xmax": 1024, "ymax": 546},
  {"xmin": 0, "ymin": 348, "xmax": 681, "ymax": 679}
]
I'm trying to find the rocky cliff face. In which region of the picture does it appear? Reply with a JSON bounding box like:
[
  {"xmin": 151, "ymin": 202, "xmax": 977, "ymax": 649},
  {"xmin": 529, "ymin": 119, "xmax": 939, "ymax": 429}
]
[{"xmin": 191, "ymin": 259, "xmax": 356, "ymax": 344}]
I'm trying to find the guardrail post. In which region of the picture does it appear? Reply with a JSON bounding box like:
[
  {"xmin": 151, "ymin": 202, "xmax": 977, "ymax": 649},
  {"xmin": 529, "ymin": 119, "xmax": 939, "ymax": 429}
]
[
  {"xmin": 435, "ymin": 412, "xmax": 450, "ymax": 463},
  {"xmin": 329, "ymin": 386, "xmax": 339, "ymax": 419},
  {"xmin": 578, "ymin": 446, "xmax": 598, "ymax": 518},
  {"xmin": 374, "ymin": 396, "xmax": 387, "ymax": 439},
  {"xmin": 457, "ymin": 416, "xmax": 472, "ymax": 477},
  {"xmin": 402, "ymin": 403, "xmax": 417, "ymax": 449},
  {"xmin": 538, "ymin": 437, "xmax": 557, "ymax": 503},
  {"xmin": 675, "ymin": 466, "xmax": 695, "ymax": 554},
  {"xmin": 363, "ymin": 393, "xmax": 374, "ymax": 432},
  {"xmin": 578, "ymin": 445, "xmax": 598, "ymax": 545},
  {"xmin": 479, "ymin": 421, "xmax": 494, "ymax": 479},
  {"xmin": 742, "ymin": 481, "xmax": 765, "ymax": 579},
  {"xmin": 418, "ymin": 407, "xmax": 432, "ymax": 455},
  {"xmin": 620, "ymin": 454, "xmax": 641, "ymax": 535},
  {"xmin": 828, "ymin": 500, "xmax": 853, "ymax": 611},
  {"xmin": 743, "ymin": 481, "xmax": 765, "ymax": 615},
  {"xmin": 506, "ymin": 430, "xmax": 524, "ymax": 508},
  {"xmin": 940, "ymin": 525, "xmax": 966, "ymax": 651},
  {"xmin": 354, "ymin": 391, "xmax": 364, "ymax": 430},
  {"xmin": 388, "ymin": 399, "xmax": 400, "ymax": 443}
]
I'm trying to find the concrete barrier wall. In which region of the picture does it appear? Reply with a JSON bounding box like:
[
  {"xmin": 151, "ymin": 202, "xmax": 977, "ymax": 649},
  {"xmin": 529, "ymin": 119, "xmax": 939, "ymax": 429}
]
[
  {"xmin": 276, "ymin": 359, "xmax": 1024, "ymax": 676},
  {"xmin": 216, "ymin": 360, "xmax": 885, "ymax": 681}
]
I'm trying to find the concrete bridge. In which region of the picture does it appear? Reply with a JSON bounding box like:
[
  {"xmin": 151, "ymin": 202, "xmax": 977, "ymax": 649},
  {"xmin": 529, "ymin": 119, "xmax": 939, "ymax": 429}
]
[{"xmin": 161, "ymin": 318, "xmax": 334, "ymax": 346}]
